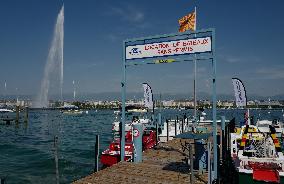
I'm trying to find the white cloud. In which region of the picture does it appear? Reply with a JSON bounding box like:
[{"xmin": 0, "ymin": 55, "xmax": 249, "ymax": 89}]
[
  {"xmin": 218, "ymin": 53, "xmax": 260, "ymax": 64},
  {"xmin": 255, "ymin": 66, "xmax": 284, "ymax": 79},
  {"xmin": 226, "ymin": 57, "xmax": 241, "ymax": 63},
  {"xmin": 109, "ymin": 5, "xmax": 145, "ymax": 23}
]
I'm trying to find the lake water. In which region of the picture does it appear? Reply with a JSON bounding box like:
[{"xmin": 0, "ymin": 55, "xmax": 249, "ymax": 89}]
[{"xmin": 0, "ymin": 108, "xmax": 283, "ymax": 183}]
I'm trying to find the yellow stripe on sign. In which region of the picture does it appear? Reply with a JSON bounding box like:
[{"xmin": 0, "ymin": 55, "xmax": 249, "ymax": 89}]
[
  {"xmin": 271, "ymin": 134, "xmax": 277, "ymax": 139},
  {"xmin": 154, "ymin": 59, "xmax": 176, "ymax": 64}
]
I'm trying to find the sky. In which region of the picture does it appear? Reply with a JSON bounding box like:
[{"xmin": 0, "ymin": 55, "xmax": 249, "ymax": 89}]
[{"xmin": 0, "ymin": 0, "xmax": 284, "ymax": 99}]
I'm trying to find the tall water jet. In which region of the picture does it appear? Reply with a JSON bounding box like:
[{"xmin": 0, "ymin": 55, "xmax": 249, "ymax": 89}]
[{"xmin": 34, "ymin": 5, "xmax": 64, "ymax": 108}]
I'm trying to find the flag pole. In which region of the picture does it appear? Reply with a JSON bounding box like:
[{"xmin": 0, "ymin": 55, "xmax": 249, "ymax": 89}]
[{"xmin": 193, "ymin": 6, "xmax": 197, "ymax": 128}]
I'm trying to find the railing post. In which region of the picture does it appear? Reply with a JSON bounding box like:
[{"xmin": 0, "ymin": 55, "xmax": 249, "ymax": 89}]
[
  {"xmin": 186, "ymin": 116, "xmax": 189, "ymax": 128},
  {"xmin": 175, "ymin": 119, "xmax": 177, "ymax": 136},
  {"xmin": 181, "ymin": 117, "xmax": 184, "ymax": 133},
  {"xmin": 176, "ymin": 115, "xmax": 179, "ymax": 133},
  {"xmin": 189, "ymin": 143, "xmax": 194, "ymax": 183},
  {"xmin": 24, "ymin": 106, "xmax": 29, "ymax": 123},
  {"xmin": 95, "ymin": 135, "xmax": 100, "ymax": 172},
  {"xmin": 208, "ymin": 142, "xmax": 211, "ymax": 184},
  {"xmin": 54, "ymin": 136, "xmax": 59, "ymax": 184},
  {"xmin": 221, "ymin": 116, "xmax": 225, "ymax": 160},
  {"xmin": 15, "ymin": 105, "xmax": 19, "ymax": 123},
  {"xmin": 0, "ymin": 177, "xmax": 6, "ymax": 184},
  {"xmin": 183, "ymin": 114, "xmax": 186, "ymax": 131},
  {"xmin": 157, "ymin": 113, "xmax": 161, "ymax": 145},
  {"xmin": 166, "ymin": 119, "xmax": 169, "ymax": 142},
  {"xmin": 156, "ymin": 121, "xmax": 159, "ymax": 146}
]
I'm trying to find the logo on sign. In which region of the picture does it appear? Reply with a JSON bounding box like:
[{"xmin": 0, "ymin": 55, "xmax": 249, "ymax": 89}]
[
  {"xmin": 133, "ymin": 128, "xmax": 140, "ymax": 137},
  {"xmin": 129, "ymin": 48, "xmax": 142, "ymax": 56}
]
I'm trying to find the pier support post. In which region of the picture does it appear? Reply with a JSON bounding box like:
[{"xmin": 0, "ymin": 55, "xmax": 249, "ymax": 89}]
[
  {"xmin": 175, "ymin": 119, "xmax": 177, "ymax": 136},
  {"xmin": 166, "ymin": 119, "xmax": 169, "ymax": 142},
  {"xmin": 133, "ymin": 124, "xmax": 143, "ymax": 162},
  {"xmin": 24, "ymin": 106, "xmax": 29, "ymax": 123},
  {"xmin": 157, "ymin": 113, "xmax": 161, "ymax": 145},
  {"xmin": 176, "ymin": 115, "xmax": 179, "ymax": 133},
  {"xmin": 156, "ymin": 113, "xmax": 162, "ymax": 146},
  {"xmin": 189, "ymin": 144, "xmax": 194, "ymax": 183},
  {"xmin": 212, "ymin": 30, "xmax": 218, "ymax": 180},
  {"xmin": 156, "ymin": 120, "xmax": 159, "ymax": 146},
  {"xmin": 15, "ymin": 105, "xmax": 19, "ymax": 123},
  {"xmin": 221, "ymin": 116, "xmax": 225, "ymax": 160},
  {"xmin": 0, "ymin": 177, "xmax": 6, "ymax": 184},
  {"xmin": 183, "ymin": 114, "xmax": 186, "ymax": 132},
  {"xmin": 186, "ymin": 116, "xmax": 189, "ymax": 129},
  {"xmin": 121, "ymin": 41, "xmax": 126, "ymax": 162},
  {"xmin": 207, "ymin": 142, "xmax": 211, "ymax": 184},
  {"xmin": 95, "ymin": 135, "xmax": 100, "ymax": 172},
  {"xmin": 158, "ymin": 113, "xmax": 161, "ymax": 128},
  {"xmin": 181, "ymin": 117, "xmax": 184, "ymax": 133},
  {"xmin": 54, "ymin": 136, "xmax": 59, "ymax": 184}
]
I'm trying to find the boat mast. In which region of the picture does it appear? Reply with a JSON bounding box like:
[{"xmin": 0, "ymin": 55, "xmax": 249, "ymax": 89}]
[
  {"xmin": 4, "ymin": 81, "xmax": 7, "ymax": 105},
  {"xmin": 73, "ymin": 80, "xmax": 76, "ymax": 102}
]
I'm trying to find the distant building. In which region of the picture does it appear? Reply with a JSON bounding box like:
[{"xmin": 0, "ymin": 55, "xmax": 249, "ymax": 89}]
[{"xmin": 257, "ymin": 100, "xmax": 282, "ymax": 106}]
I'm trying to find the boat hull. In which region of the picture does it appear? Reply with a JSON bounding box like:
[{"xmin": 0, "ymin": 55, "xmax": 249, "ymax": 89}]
[
  {"xmin": 239, "ymin": 172, "xmax": 284, "ymax": 184},
  {"xmin": 101, "ymin": 153, "xmax": 131, "ymax": 167}
]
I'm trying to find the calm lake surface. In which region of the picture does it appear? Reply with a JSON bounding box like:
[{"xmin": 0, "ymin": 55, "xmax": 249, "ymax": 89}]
[{"xmin": 0, "ymin": 108, "xmax": 283, "ymax": 184}]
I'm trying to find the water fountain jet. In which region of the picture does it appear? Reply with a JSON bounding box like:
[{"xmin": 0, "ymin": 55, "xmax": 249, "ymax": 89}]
[{"xmin": 34, "ymin": 5, "xmax": 64, "ymax": 108}]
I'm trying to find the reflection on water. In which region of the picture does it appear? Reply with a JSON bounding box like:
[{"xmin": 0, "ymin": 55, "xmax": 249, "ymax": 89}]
[{"xmin": 0, "ymin": 108, "xmax": 283, "ymax": 183}]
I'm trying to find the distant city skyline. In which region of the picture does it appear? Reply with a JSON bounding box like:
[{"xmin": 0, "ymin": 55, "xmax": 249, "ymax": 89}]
[
  {"xmin": 1, "ymin": 91, "xmax": 284, "ymax": 102},
  {"xmin": 0, "ymin": 0, "xmax": 284, "ymax": 97}
]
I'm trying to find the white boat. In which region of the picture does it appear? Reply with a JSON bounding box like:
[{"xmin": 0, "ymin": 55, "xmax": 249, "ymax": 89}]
[
  {"xmin": 158, "ymin": 117, "xmax": 227, "ymax": 142},
  {"xmin": 60, "ymin": 104, "xmax": 87, "ymax": 115},
  {"xmin": 0, "ymin": 108, "xmax": 14, "ymax": 113},
  {"xmin": 112, "ymin": 116, "xmax": 153, "ymax": 133},
  {"xmin": 61, "ymin": 109, "xmax": 84, "ymax": 114},
  {"xmin": 127, "ymin": 108, "xmax": 147, "ymax": 113},
  {"xmin": 113, "ymin": 110, "xmax": 120, "ymax": 114},
  {"xmin": 230, "ymin": 119, "xmax": 284, "ymax": 183}
]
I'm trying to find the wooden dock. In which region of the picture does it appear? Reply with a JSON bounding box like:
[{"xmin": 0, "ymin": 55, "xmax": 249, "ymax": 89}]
[{"xmin": 73, "ymin": 138, "xmax": 208, "ymax": 184}]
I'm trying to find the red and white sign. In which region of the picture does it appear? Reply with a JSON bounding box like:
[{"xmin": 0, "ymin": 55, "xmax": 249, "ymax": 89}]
[
  {"xmin": 126, "ymin": 36, "xmax": 211, "ymax": 60},
  {"xmin": 133, "ymin": 129, "xmax": 140, "ymax": 137}
]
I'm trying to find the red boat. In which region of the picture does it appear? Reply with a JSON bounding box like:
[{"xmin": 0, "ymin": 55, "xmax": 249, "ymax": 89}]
[{"xmin": 101, "ymin": 128, "xmax": 157, "ymax": 167}]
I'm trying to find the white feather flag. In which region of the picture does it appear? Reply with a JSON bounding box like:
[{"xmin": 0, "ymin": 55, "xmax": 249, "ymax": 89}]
[
  {"xmin": 142, "ymin": 83, "xmax": 153, "ymax": 111},
  {"xmin": 232, "ymin": 78, "xmax": 247, "ymax": 107}
]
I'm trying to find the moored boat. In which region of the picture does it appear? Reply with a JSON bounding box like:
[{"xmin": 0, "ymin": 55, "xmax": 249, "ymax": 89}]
[
  {"xmin": 230, "ymin": 119, "xmax": 284, "ymax": 183},
  {"xmin": 0, "ymin": 108, "xmax": 14, "ymax": 113},
  {"xmin": 101, "ymin": 118, "xmax": 157, "ymax": 167},
  {"xmin": 101, "ymin": 83, "xmax": 157, "ymax": 167}
]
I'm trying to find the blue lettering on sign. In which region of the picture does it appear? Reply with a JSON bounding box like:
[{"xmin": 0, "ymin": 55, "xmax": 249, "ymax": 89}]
[{"xmin": 129, "ymin": 48, "xmax": 142, "ymax": 56}]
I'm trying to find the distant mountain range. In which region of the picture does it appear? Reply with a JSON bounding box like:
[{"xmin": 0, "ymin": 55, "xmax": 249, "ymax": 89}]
[{"xmin": 1, "ymin": 92, "xmax": 284, "ymax": 101}]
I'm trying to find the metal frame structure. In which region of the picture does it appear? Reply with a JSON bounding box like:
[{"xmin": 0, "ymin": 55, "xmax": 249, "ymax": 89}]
[{"xmin": 121, "ymin": 28, "xmax": 217, "ymax": 179}]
